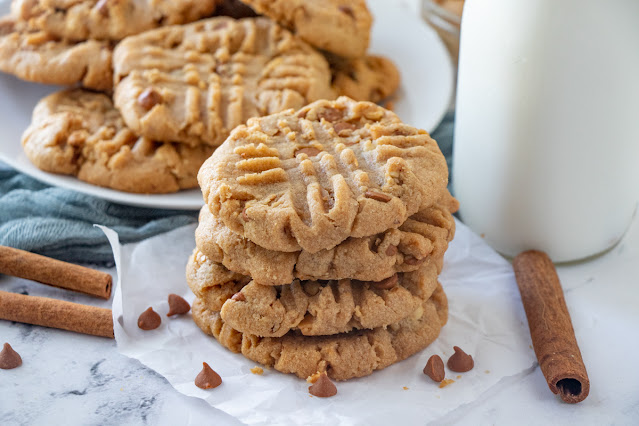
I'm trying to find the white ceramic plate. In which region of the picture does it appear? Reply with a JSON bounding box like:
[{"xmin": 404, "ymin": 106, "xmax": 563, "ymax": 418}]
[{"xmin": 0, "ymin": 0, "xmax": 453, "ymax": 210}]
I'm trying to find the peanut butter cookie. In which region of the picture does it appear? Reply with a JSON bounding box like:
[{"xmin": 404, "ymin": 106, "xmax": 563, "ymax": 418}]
[
  {"xmin": 22, "ymin": 89, "xmax": 214, "ymax": 193},
  {"xmin": 186, "ymin": 248, "xmax": 440, "ymax": 337},
  {"xmin": 0, "ymin": 16, "xmax": 112, "ymax": 91},
  {"xmin": 199, "ymin": 97, "xmax": 449, "ymax": 253},
  {"xmin": 195, "ymin": 191, "xmax": 457, "ymax": 285},
  {"xmin": 241, "ymin": 0, "xmax": 372, "ymax": 58},
  {"xmin": 13, "ymin": 0, "xmax": 221, "ymax": 42},
  {"xmin": 329, "ymin": 55, "xmax": 401, "ymax": 103},
  {"xmin": 191, "ymin": 283, "xmax": 448, "ymax": 381},
  {"xmin": 112, "ymin": 17, "xmax": 335, "ymax": 147}
]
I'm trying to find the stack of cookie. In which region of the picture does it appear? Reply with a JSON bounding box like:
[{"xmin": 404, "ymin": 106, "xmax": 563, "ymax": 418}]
[
  {"xmin": 187, "ymin": 97, "xmax": 458, "ymax": 381},
  {"xmin": 2, "ymin": 0, "xmax": 401, "ymax": 194}
]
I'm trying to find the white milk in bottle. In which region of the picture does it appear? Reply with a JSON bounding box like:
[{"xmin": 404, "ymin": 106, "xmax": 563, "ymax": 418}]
[{"xmin": 453, "ymin": 0, "xmax": 639, "ymax": 262}]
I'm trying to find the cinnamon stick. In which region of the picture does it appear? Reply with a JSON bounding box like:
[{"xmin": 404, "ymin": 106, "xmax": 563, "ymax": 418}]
[
  {"xmin": 0, "ymin": 246, "xmax": 112, "ymax": 299},
  {"xmin": 0, "ymin": 290, "xmax": 114, "ymax": 338},
  {"xmin": 513, "ymin": 250, "xmax": 590, "ymax": 403}
]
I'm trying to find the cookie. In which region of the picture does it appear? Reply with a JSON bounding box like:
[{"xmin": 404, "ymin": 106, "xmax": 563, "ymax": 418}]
[
  {"xmin": 192, "ymin": 283, "xmax": 448, "ymax": 381},
  {"xmin": 13, "ymin": 0, "xmax": 221, "ymax": 42},
  {"xmin": 328, "ymin": 55, "xmax": 401, "ymax": 103},
  {"xmin": 195, "ymin": 191, "xmax": 457, "ymax": 285},
  {"xmin": 199, "ymin": 97, "xmax": 449, "ymax": 253},
  {"xmin": 22, "ymin": 89, "xmax": 214, "ymax": 193},
  {"xmin": 0, "ymin": 16, "xmax": 112, "ymax": 91},
  {"xmin": 241, "ymin": 0, "xmax": 372, "ymax": 58},
  {"xmin": 186, "ymin": 247, "xmax": 440, "ymax": 337},
  {"xmin": 213, "ymin": 0, "xmax": 259, "ymax": 19},
  {"xmin": 112, "ymin": 17, "xmax": 335, "ymax": 147}
]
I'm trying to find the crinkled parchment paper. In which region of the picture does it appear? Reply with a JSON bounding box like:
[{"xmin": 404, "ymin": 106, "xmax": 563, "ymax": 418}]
[{"xmin": 100, "ymin": 220, "xmax": 537, "ymax": 425}]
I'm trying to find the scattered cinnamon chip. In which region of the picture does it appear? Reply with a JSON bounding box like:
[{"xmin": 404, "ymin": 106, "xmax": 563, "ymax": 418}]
[
  {"xmin": 231, "ymin": 292, "xmax": 246, "ymax": 302},
  {"xmin": 250, "ymin": 366, "xmax": 264, "ymax": 375},
  {"xmin": 137, "ymin": 88, "xmax": 163, "ymax": 110},
  {"xmin": 365, "ymin": 191, "xmax": 392, "ymax": 203},
  {"xmin": 318, "ymin": 107, "xmax": 343, "ymax": 122},
  {"xmin": 439, "ymin": 379, "xmax": 455, "ymax": 388},
  {"xmin": 295, "ymin": 147, "xmax": 321, "ymax": 157},
  {"xmin": 308, "ymin": 372, "xmax": 337, "ymax": 398},
  {"xmin": 447, "ymin": 346, "xmax": 474, "ymax": 372},
  {"xmin": 137, "ymin": 307, "xmax": 161, "ymax": 330},
  {"xmin": 0, "ymin": 343, "xmax": 22, "ymax": 369},
  {"xmin": 385, "ymin": 245, "xmax": 398, "ymax": 256},
  {"xmin": 373, "ymin": 274, "xmax": 398, "ymax": 290},
  {"xmin": 167, "ymin": 294, "xmax": 190, "ymax": 317},
  {"xmin": 423, "ymin": 355, "xmax": 445, "ymax": 382},
  {"xmin": 333, "ymin": 122, "xmax": 357, "ymax": 135},
  {"xmin": 404, "ymin": 256, "xmax": 425, "ymax": 266},
  {"xmin": 195, "ymin": 362, "xmax": 222, "ymax": 389}
]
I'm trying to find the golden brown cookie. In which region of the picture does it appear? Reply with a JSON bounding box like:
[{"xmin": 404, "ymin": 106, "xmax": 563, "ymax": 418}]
[
  {"xmin": 13, "ymin": 0, "xmax": 221, "ymax": 42},
  {"xmin": 329, "ymin": 55, "xmax": 401, "ymax": 103},
  {"xmin": 192, "ymin": 283, "xmax": 448, "ymax": 381},
  {"xmin": 198, "ymin": 97, "xmax": 449, "ymax": 253},
  {"xmin": 0, "ymin": 16, "xmax": 112, "ymax": 91},
  {"xmin": 22, "ymin": 89, "xmax": 214, "ymax": 193},
  {"xmin": 186, "ymin": 248, "xmax": 440, "ymax": 337},
  {"xmin": 112, "ymin": 17, "xmax": 335, "ymax": 147},
  {"xmin": 241, "ymin": 0, "xmax": 372, "ymax": 58},
  {"xmin": 195, "ymin": 192, "xmax": 457, "ymax": 285}
]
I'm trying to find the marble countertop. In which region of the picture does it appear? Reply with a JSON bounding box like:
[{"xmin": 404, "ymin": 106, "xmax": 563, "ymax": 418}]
[{"xmin": 2, "ymin": 213, "xmax": 639, "ymax": 425}]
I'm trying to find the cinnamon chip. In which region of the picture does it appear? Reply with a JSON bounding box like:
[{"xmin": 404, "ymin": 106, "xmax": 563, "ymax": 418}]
[
  {"xmin": 373, "ymin": 274, "xmax": 398, "ymax": 290},
  {"xmin": 295, "ymin": 147, "xmax": 321, "ymax": 157},
  {"xmin": 241, "ymin": 208, "xmax": 250, "ymax": 222},
  {"xmin": 167, "ymin": 294, "xmax": 190, "ymax": 317},
  {"xmin": 137, "ymin": 307, "xmax": 161, "ymax": 330},
  {"xmin": 423, "ymin": 355, "xmax": 445, "ymax": 382},
  {"xmin": 365, "ymin": 191, "xmax": 392, "ymax": 203},
  {"xmin": 447, "ymin": 346, "xmax": 474, "ymax": 372},
  {"xmin": 231, "ymin": 292, "xmax": 246, "ymax": 302},
  {"xmin": 385, "ymin": 245, "xmax": 398, "ymax": 256},
  {"xmin": 195, "ymin": 362, "xmax": 222, "ymax": 389},
  {"xmin": 338, "ymin": 5, "xmax": 355, "ymax": 19},
  {"xmin": 308, "ymin": 372, "xmax": 337, "ymax": 398},
  {"xmin": 0, "ymin": 343, "xmax": 22, "ymax": 369},
  {"xmin": 333, "ymin": 122, "xmax": 357, "ymax": 135},
  {"xmin": 137, "ymin": 88, "xmax": 163, "ymax": 110},
  {"xmin": 318, "ymin": 107, "xmax": 343, "ymax": 122}
]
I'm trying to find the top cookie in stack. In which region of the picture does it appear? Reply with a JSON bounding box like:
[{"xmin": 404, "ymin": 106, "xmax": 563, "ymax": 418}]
[{"xmin": 189, "ymin": 97, "xmax": 457, "ymax": 381}]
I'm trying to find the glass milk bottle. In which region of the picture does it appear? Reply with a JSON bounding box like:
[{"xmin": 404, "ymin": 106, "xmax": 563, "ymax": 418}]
[{"xmin": 453, "ymin": 0, "xmax": 639, "ymax": 262}]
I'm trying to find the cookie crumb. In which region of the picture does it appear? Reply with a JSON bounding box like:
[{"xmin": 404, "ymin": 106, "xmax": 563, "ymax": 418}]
[
  {"xmin": 402, "ymin": 386, "xmax": 409, "ymax": 390},
  {"xmin": 456, "ymin": 375, "xmax": 462, "ymax": 379},
  {"xmin": 251, "ymin": 366, "xmax": 264, "ymax": 375},
  {"xmin": 306, "ymin": 372, "xmax": 321, "ymax": 383},
  {"xmin": 439, "ymin": 379, "xmax": 455, "ymax": 388},
  {"xmin": 485, "ymin": 370, "xmax": 491, "ymax": 374}
]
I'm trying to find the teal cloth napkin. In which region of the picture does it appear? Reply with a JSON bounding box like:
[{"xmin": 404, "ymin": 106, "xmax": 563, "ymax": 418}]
[{"xmin": 0, "ymin": 112, "xmax": 454, "ymax": 265}]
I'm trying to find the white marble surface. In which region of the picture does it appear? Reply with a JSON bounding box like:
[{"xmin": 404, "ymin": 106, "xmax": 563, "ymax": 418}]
[{"xmin": 2, "ymin": 213, "xmax": 639, "ymax": 425}]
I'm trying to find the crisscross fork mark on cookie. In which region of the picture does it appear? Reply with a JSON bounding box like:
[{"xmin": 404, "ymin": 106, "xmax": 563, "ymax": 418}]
[
  {"xmin": 195, "ymin": 191, "xmax": 457, "ymax": 285},
  {"xmin": 199, "ymin": 97, "xmax": 449, "ymax": 253},
  {"xmin": 191, "ymin": 283, "xmax": 448, "ymax": 381},
  {"xmin": 113, "ymin": 17, "xmax": 335, "ymax": 147}
]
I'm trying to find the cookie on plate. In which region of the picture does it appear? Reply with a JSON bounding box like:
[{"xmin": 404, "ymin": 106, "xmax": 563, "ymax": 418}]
[
  {"xmin": 195, "ymin": 191, "xmax": 457, "ymax": 285},
  {"xmin": 187, "ymin": 248, "xmax": 440, "ymax": 337},
  {"xmin": 241, "ymin": 0, "xmax": 372, "ymax": 58},
  {"xmin": 199, "ymin": 97, "xmax": 449, "ymax": 253},
  {"xmin": 192, "ymin": 283, "xmax": 448, "ymax": 381},
  {"xmin": 329, "ymin": 55, "xmax": 401, "ymax": 103},
  {"xmin": 112, "ymin": 17, "xmax": 335, "ymax": 147},
  {"xmin": 22, "ymin": 89, "xmax": 214, "ymax": 193},
  {"xmin": 0, "ymin": 16, "xmax": 112, "ymax": 91},
  {"xmin": 13, "ymin": 0, "xmax": 221, "ymax": 42}
]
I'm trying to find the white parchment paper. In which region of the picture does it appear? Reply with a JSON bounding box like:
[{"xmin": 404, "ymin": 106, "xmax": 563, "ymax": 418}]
[{"xmin": 101, "ymin": 220, "xmax": 538, "ymax": 425}]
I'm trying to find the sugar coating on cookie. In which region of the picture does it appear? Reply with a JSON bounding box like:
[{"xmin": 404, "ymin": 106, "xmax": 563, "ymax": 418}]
[
  {"xmin": 195, "ymin": 192, "xmax": 457, "ymax": 285},
  {"xmin": 242, "ymin": 0, "xmax": 372, "ymax": 58},
  {"xmin": 21, "ymin": 89, "xmax": 214, "ymax": 193},
  {"xmin": 13, "ymin": 0, "xmax": 222, "ymax": 42},
  {"xmin": 0, "ymin": 16, "xmax": 112, "ymax": 91},
  {"xmin": 113, "ymin": 17, "xmax": 335, "ymax": 147},
  {"xmin": 191, "ymin": 283, "xmax": 448, "ymax": 381},
  {"xmin": 199, "ymin": 96, "xmax": 449, "ymax": 253}
]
